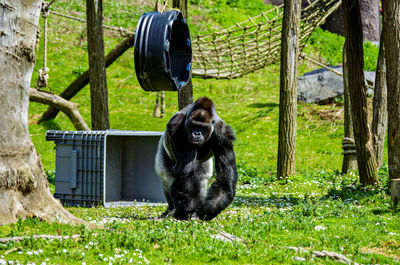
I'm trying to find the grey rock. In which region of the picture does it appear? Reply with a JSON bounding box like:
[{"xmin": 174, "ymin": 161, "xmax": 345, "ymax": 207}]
[{"xmin": 297, "ymin": 66, "xmax": 375, "ymax": 104}]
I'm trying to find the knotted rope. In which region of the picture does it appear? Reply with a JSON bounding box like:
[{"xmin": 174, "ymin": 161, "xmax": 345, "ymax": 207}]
[
  {"xmin": 36, "ymin": 1, "xmax": 53, "ymax": 90},
  {"xmin": 153, "ymin": 0, "xmax": 167, "ymax": 118}
]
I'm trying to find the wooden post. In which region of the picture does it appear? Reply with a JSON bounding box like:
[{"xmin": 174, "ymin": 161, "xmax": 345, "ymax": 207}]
[
  {"xmin": 86, "ymin": 0, "xmax": 110, "ymax": 130},
  {"xmin": 371, "ymin": 31, "xmax": 387, "ymax": 170},
  {"xmin": 277, "ymin": 0, "xmax": 301, "ymax": 179},
  {"xmin": 342, "ymin": 43, "xmax": 357, "ymax": 174},
  {"xmin": 391, "ymin": 179, "xmax": 400, "ymax": 209},
  {"xmin": 173, "ymin": 0, "xmax": 193, "ymax": 110},
  {"xmin": 343, "ymin": 0, "xmax": 377, "ymax": 185},
  {"xmin": 382, "ymin": 0, "xmax": 400, "ymax": 181}
]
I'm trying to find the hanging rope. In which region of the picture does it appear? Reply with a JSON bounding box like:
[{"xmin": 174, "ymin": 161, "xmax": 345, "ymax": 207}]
[
  {"xmin": 160, "ymin": 0, "xmax": 169, "ymax": 13},
  {"xmin": 48, "ymin": 10, "xmax": 135, "ymax": 37},
  {"xmin": 36, "ymin": 1, "xmax": 51, "ymax": 90},
  {"xmin": 152, "ymin": 0, "xmax": 167, "ymax": 118}
]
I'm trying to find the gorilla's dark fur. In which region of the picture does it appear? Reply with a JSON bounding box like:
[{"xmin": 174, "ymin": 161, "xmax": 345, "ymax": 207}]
[{"xmin": 155, "ymin": 97, "xmax": 238, "ymax": 220}]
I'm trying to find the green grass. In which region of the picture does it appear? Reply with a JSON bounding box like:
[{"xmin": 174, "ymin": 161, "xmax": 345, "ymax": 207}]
[
  {"xmin": 1, "ymin": 170, "xmax": 399, "ymax": 264},
  {"xmin": 2, "ymin": 0, "xmax": 396, "ymax": 264}
]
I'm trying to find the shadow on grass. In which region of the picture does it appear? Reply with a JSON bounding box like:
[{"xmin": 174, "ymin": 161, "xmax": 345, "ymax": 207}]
[
  {"xmin": 321, "ymin": 185, "xmax": 384, "ymax": 202},
  {"xmin": 40, "ymin": 119, "xmax": 62, "ymax": 130},
  {"xmin": 371, "ymin": 208, "xmax": 393, "ymax": 215},
  {"xmin": 247, "ymin": 102, "xmax": 279, "ymax": 108},
  {"xmin": 232, "ymin": 194, "xmax": 302, "ymax": 207}
]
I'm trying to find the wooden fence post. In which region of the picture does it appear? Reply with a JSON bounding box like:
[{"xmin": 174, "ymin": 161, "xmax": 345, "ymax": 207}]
[{"xmin": 391, "ymin": 179, "xmax": 400, "ymax": 209}]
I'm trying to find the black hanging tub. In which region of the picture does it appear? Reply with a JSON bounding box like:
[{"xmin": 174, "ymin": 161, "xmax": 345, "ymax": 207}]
[{"xmin": 134, "ymin": 10, "xmax": 192, "ymax": 92}]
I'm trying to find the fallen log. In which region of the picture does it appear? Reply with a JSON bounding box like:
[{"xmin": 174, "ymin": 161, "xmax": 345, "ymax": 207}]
[{"xmin": 30, "ymin": 88, "xmax": 90, "ymax": 131}]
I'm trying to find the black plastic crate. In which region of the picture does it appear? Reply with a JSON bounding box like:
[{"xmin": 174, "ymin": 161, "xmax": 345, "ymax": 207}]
[{"xmin": 46, "ymin": 130, "xmax": 165, "ymax": 207}]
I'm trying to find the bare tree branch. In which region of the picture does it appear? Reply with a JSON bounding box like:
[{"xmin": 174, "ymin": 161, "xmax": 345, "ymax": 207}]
[{"xmin": 30, "ymin": 88, "xmax": 89, "ymax": 131}]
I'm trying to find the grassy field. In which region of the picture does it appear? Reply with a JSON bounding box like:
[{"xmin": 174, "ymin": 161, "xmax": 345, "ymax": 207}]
[{"xmin": 1, "ymin": 0, "xmax": 399, "ymax": 264}]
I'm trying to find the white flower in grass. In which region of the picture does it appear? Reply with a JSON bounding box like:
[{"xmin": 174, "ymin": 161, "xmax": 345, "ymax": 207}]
[
  {"xmin": 27, "ymin": 251, "xmax": 33, "ymax": 255},
  {"xmin": 62, "ymin": 249, "xmax": 67, "ymax": 253},
  {"xmin": 314, "ymin": 225, "xmax": 326, "ymax": 231}
]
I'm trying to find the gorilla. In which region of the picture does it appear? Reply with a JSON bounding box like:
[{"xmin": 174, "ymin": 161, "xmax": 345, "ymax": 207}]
[{"xmin": 155, "ymin": 97, "xmax": 238, "ymax": 220}]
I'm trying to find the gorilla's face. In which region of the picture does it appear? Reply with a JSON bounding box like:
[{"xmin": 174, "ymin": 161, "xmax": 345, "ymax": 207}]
[{"xmin": 185, "ymin": 108, "xmax": 214, "ymax": 146}]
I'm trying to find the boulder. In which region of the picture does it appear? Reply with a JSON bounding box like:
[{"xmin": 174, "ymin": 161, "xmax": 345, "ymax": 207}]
[{"xmin": 297, "ymin": 66, "xmax": 375, "ymax": 104}]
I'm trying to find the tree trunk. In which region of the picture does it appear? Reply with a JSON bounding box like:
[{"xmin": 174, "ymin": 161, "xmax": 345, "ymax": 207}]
[
  {"xmin": 277, "ymin": 0, "xmax": 300, "ymax": 179},
  {"xmin": 172, "ymin": 0, "xmax": 188, "ymax": 19},
  {"xmin": 342, "ymin": 44, "xmax": 358, "ymax": 174},
  {"xmin": 86, "ymin": 0, "xmax": 110, "ymax": 130},
  {"xmin": 320, "ymin": 0, "xmax": 380, "ymax": 41},
  {"xmin": 391, "ymin": 179, "xmax": 400, "ymax": 209},
  {"xmin": 173, "ymin": 0, "xmax": 193, "ymax": 110},
  {"xmin": 39, "ymin": 35, "xmax": 134, "ymax": 123},
  {"xmin": 0, "ymin": 0, "xmax": 88, "ymax": 225},
  {"xmin": 342, "ymin": 0, "xmax": 378, "ymax": 186},
  {"xmin": 359, "ymin": 0, "xmax": 380, "ymax": 41},
  {"xmin": 382, "ymin": 1, "xmax": 400, "ymax": 180},
  {"xmin": 371, "ymin": 32, "xmax": 387, "ymax": 170}
]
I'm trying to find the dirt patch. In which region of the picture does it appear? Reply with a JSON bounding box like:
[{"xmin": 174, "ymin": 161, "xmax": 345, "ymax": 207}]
[
  {"xmin": 361, "ymin": 240, "xmax": 400, "ymax": 260},
  {"xmin": 309, "ymin": 106, "xmax": 344, "ymax": 122}
]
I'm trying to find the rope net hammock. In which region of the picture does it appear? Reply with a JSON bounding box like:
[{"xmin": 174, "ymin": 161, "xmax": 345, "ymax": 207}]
[
  {"xmin": 191, "ymin": 0, "xmax": 342, "ymax": 79},
  {"xmin": 45, "ymin": 0, "xmax": 341, "ymax": 80}
]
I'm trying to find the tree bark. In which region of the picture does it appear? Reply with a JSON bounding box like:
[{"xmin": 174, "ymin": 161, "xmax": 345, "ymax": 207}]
[
  {"xmin": 341, "ymin": 44, "xmax": 358, "ymax": 174},
  {"xmin": 39, "ymin": 35, "xmax": 134, "ymax": 123},
  {"xmin": 358, "ymin": 0, "xmax": 380, "ymax": 41},
  {"xmin": 0, "ymin": 0, "xmax": 88, "ymax": 225},
  {"xmin": 320, "ymin": 0, "xmax": 380, "ymax": 41},
  {"xmin": 371, "ymin": 32, "xmax": 387, "ymax": 170},
  {"xmin": 342, "ymin": 0, "xmax": 377, "ymax": 185},
  {"xmin": 173, "ymin": 0, "xmax": 193, "ymax": 110},
  {"xmin": 172, "ymin": 0, "xmax": 188, "ymax": 19},
  {"xmin": 382, "ymin": 1, "xmax": 400, "ymax": 180},
  {"xmin": 277, "ymin": 0, "xmax": 300, "ymax": 179},
  {"xmin": 391, "ymin": 179, "xmax": 400, "ymax": 209},
  {"xmin": 86, "ymin": 0, "xmax": 110, "ymax": 130},
  {"xmin": 30, "ymin": 88, "xmax": 89, "ymax": 131}
]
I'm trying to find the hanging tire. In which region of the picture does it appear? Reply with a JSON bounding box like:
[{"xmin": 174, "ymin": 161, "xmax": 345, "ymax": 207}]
[{"xmin": 134, "ymin": 10, "xmax": 192, "ymax": 92}]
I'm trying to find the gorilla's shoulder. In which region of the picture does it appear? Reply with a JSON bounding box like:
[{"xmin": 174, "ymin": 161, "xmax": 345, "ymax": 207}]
[{"xmin": 215, "ymin": 122, "xmax": 236, "ymax": 142}]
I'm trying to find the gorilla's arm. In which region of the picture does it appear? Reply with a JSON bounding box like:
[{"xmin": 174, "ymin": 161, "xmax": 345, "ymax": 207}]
[
  {"xmin": 164, "ymin": 112, "xmax": 200, "ymax": 219},
  {"xmin": 197, "ymin": 122, "xmax": 238, "ymax": 220}
]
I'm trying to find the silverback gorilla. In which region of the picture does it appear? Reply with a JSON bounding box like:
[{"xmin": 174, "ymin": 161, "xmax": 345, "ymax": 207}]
[{"xmin": 155, "ymin": 97, "xmax": 238, "ymax": 220}]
